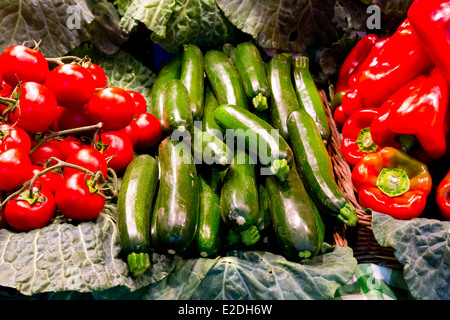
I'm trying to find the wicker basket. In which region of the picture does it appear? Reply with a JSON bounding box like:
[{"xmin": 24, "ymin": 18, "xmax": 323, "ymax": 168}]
[{"xmin": 319, "ymin": 90, "xmax": 404, "ymax": 270}]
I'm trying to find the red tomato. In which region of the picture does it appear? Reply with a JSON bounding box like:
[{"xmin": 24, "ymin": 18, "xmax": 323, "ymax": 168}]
[
  {"xmin": 134, "ymin": 113, "xmax": 162, "ymax": 150},
  {"xmin": 55, "ymin": 172, "xmax": 105, "ymax": 221},
  {"xmin": 5, "ymin": 184, "xmax": 56, "ymax": 231},
  {"xmin": 45, "ymin": 64, "xmax": 96, "ymax": 110},
  {"xmin": 128, "ymin": 91, "xmax": 147, "ymax": 115},
  {"xmin": 29, "ymin": 165, "xmax": 64, "ymax": 195},
  {"xmin": 0, "ymin": 45, "xmax": 49, "ymax": 87},
  {"xmin": 95, "ymin": 131, "xmax": 134, "ymax": 173},
  {"xmin": 63, "ymin": 147, "xmax": 108, "ymax": 179},
  {"xmin": 59, "ymin": 136, "xmax": 86, "ymax": 160},
  {"xmin": 118, "ymin": 119, "xmax": 140, "ymax": 147},
  {"xmin": 0, "ymin": 148, "xmax": 32, "ymax": 191},
  {"xmin": 0, "ymin": 123, "xmax": 32, "ymax": 154},
  {"xmin": 56, "ymin": 105, "xmax": 90, "ymax": 131},
  {"xmin": 86, "ymin": 63, "xmax": 107, "ymax": 88},
  {"xmin": 9, "ymin": 82, "xmax": 58, "ymax": 133},
  {"xmin": 86, "ymin": 87, "xmax": 136, "ymax": 131},
  {"xmin": 30, "ymin": 140, "xmax": 65, "ymax": 166},
  {"xmin": 0, "ymin": 80, "xmax": 12, "ymax": 97}
]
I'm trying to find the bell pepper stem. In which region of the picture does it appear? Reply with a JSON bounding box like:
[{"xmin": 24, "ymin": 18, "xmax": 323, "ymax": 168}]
[
  {"xmin": 240, "ymin": 225, "xmax": 261, "ymax": 246},
  {"xmin": 127, "ymin": 252, "xmax": 151, "ymax": 277},
  {"xmin": 338, "ymin": 202, "xmax": 358, "ymax": 227},
  {"xmin": 270, "ymin": 158, "xmax": 290, "ymax": 181},
  {"xmin": 252, "ymin": 92, "xmax": 268, "ymax": 112},
  {"xmin": 356, "ymin": 128, "xmax": 378, "ymax": 153},
  {"xmin": 376, "ymin": 167, "xmax": 410, "ymax": 197}
]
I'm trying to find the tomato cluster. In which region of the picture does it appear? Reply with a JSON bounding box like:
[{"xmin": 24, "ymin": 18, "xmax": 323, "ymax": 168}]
[{"xmin": 0, "ymin": 44, "xmax": 162, "ymax": 232}]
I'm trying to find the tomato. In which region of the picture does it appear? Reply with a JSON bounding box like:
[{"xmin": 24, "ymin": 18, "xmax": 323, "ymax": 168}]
[
  {"xmin": 0, "ymin": 45, "xmax": 49, "ymax": 87},
  {"xmin": 56, "ymin": 105, "xmax": 90, "ymax": 131},
  {"xmin": 128, "ymin": 91, "xmax": 147, "ymax": 115},
  {"xmin": 63, "ymin": 147, "xmax": 108, "ymax": 178},
  {"xmin": 86, "ymin": 63, "xmax": 107, "ymax": 88},
  {"xmin": 45, "ymin": 64, "xmax": 96, "ymax": 110},
  {"xmin": 0, "ymin": 148, "xmax": 32, "ymax": 191},
  {"xmin": 0, "ymin": 80, "xmax": 12, "ymax": 97},
  {"xmin": 55, "ymin": 172, "xmax": 105, "ymax": 221},
  {"xmin": 9, "ymin": 82, "xmax": 58, "ymax": 133},
  {"xmin": 95, "ymin": 131, "xmax": 134, "ymax": 173},
  {"xmin": 5, "ymin": 184, "xmax": 56, "ymax": 232},
  {"xmin": 29, "ymin": 165, "xmax": 64, "ymax": 195},
  {"xmin": 59, "ymin": 136, "xmax": 87, "ymax": 160},
  {"xmin": 134, "ymin": 113, "xmax": 162, "ymax": 150},
  {"xmin": 86, "ymin": 87, "xmax": 135, "ymax": 131},
  {"xmin": 0, "ymin": 123, "xmax": 31, "ymax": 154},
  {"xmin": 118, "ymin": 119, "xmax": 140, "ymax": 147},
  {"xmin": 30, "ymin": 140, "xmax": 65, "ymax": 166}
]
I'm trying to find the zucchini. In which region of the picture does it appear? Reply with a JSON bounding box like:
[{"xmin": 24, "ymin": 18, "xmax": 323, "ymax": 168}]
[
  {"xmin": 292, "ymin": 56, "xmax": 331, "ymax": 142},
  {"xmin": 267, "ymin": 53, "xmax": 301, "ymax": 141},
  {"xmin": 193, "ymin": 128, "xmax": 232, "ymax": 171},
  {"xmin": 181, "ymin": 44, "xmax": 205, "ymax": 120},
  {"xmin": 287, "ymin": 109, "xmax": 357, "ymax": 226},
  {"xmin": 163, "ymin": 79, "xmax": 194, "ymax": 134},
  {"xmin": 152, "ymin": 137, "xmax": 200, "ymax": 255},
  {"xmin": 204, "ymin": 50, "xmax": 248, "ymax": 109},
  {"xmin": 234, "ymin": 42, "xmax": 270, "ymax": 112},
  {"xmin": 150, "ymin": 55, "xmax": 182, "ymax": 127},
  {"xmin": 214, "ymin": 104, "xmax": 294, "ymax": 181},
  {"xmin": 220, "ymin": 150, "xmax": 260, "ymax": 245},
  {"xmin": 117, "ymin": 154, "xmax": 159, "ymax": 277},
  {"xmin": 266, "ymin": 166, "xmax": 325, "ymax": 261},
  {"xmin": 257, "ymin": 181, "xmax": 272, "ymax": 233},
  {"xmin": 197, "ymin": 177, "xmax": 222, "ymax": 257},
  {"xmin": 202, "ymin": 86, "xmax": 225, "ymax": 138}
]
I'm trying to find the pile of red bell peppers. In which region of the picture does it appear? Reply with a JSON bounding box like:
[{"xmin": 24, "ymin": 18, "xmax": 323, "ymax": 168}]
[{"xmin": 334, "ymin": 0, "xmax": 450, "ymax": 221}]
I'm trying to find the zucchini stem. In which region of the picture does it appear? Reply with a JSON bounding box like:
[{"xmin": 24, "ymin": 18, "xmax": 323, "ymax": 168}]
[
  {"xmin": 127, "ymin": 252, "xmax": 151, "ymax": 277},
  {"xmin": 252, "ymin": 92, "xmax": 268, "ymax": 112},
  {"xmin": 338, "ymin": 202, "xmax": 358, "ymax": 227}
]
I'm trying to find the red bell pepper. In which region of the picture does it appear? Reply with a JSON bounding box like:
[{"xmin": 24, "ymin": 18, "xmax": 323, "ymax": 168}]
[
  {"xmin": 346, "ymin": 19, "xmax": 434, "ymax": 110},
  {"xmin": 408, "ymin": 0, "xmax": 450, "ymax": 85},
  {"xmin": 436, "ymin": 168, "xmax": 450, "ymax": 221},
  {"xmin": 370, "ymin": 68, "xmax": 450, "ymax": 163},
  {"xmin": 340, "ymin": 108, "xmax": 379, "ymax": 167},
  {"xmin": 335, "ymin": 34, "xmax": 379, "ymax": 93},
  {"xmin": 352, "ymin": 147, "xmax": 432, "ymax": 220}
]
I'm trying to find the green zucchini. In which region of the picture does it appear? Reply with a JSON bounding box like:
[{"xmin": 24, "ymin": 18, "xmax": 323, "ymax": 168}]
[
  {"xmin": 214, "ymin": 104, "xmax": 294, "ymax": 181},
  {"xmin": 150, "ymin": 55, "xmax": 182, "ymax": 127},
  {"xmin": 192, "ymin": 128, "xmax": 232, "ymax": 171},
  {"xmin": 204, "ymin": 50, "xmax": 248, "ymax": 109},
  {"xmin": 117, "ymin": 154, "xmax": 159, "ymax": 277},
  {"xmin": 152, "ymin": 137, "xmax": 200, "ymax": 255},
  {"xmin": 234, "ymin": 42, "xmax": 270, "ymax": 112},
  {"xmin": 257, "ymin": 181, "xmax": 272, "ymax": 233},
  {"xmin": 220, "ymin": 150, "xmax": 260, "ymax": 245},
  {"xmin": 163, "ymin": 79, "xmax": 194, "ymax": 134},
  {"xmin": 293, "ymin": 56, "xmax": 331, "ymax": 141},
  {"xmin": 267, "ymin": 53, "xmax": 301, "ymax": 141},
  {"xmin": 266, "ymin": 166, "xmax": 325, "ymax": 261},
  {"xmin": 181, "ymin": 44, "xmax": 205, "ymax": 120},
  {"xmin": 197, "ymin": 177, "xmax": 222, "ymax": 257},
  {"xmin": 202, "ymin": 86, "xmax": 225, "ymax": 138},
  {"xmin": 287, "ymin": 109, "xmax": 357, "ymax": 226}
]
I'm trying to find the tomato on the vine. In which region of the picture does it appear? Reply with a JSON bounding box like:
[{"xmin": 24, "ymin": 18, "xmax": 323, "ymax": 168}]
[
  {"xmin": 63, "ymin": 147, "xmax": 108, "ymax": 179},
  {"xmin": 45, "ymin": 64, "xmax": 96, "ymax": 110},
  {"xmin": 56, "ymin": 105, "xmax": 90, "ymax": 131},
  {"xmin": 0, "ymin": 45, "xmax": 49, "ymax": 87},
  {"xmin": 0, "ymin": 148, "xmax": 32, "ymax": 191},
  {"xmin": 30, "ymin": 140, "xmax": 65, "ymax": 166},
  {"xmin": 5, "ymin": 184, "xmax": 56, "ymax": 232},
  {"xmin": 59, "ymin": 136, "xmax": 86, "ymax": 160},
  {"xmin": 9, "ymin": 82, "xmax": 58, "ymax": 133},
  {"xmin": 134, "ymin": 112, "xmax": 162, "ymax": 150},
  {"xmin": 86, "ymin": 63, "xmax": 107, "ymax": 88},
  {"xmin": 128, "ymin": 91, "xmax": 147, "ymax": 115},
  {"xmin": 95, "ymin": 131, "xmax": 134, "ymax": 173},
  {"xmin": 118, "ymin": 119, "xmax": 140, "ymax": 147},
  {"xmin": 0, "ymin": 123, "xmax": 31, "ymax": 154},
  {"xmin": 55, "ymin": 172, "xmax": 105, "ymax": 221},
  {"xmin": 29, "ymin": 165, "xmax": 63, "ymax": 195},
  {"xmin": 86, "ymin": 87, "xmax": 136, "ymax": 131}
]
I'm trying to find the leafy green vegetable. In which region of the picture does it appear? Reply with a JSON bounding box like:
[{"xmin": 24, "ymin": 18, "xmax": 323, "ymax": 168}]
[
  {"xmin": 360, "ymin": 0, "xmax": 414, "ymax": 17},
  {"xmin": 0, "ymin": 0, "xmax": 125, "ymax": 57},
  {"xmin": 216, "ymin": 0, "xmax": 367, "ymax": 53},
  {"xmin": 372, "ymin": 211, "xmax": 450, "ymax": 300}
]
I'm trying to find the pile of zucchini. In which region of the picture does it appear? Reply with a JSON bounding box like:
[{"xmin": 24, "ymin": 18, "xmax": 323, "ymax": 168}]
[{"xmin": 117, "ymin": 43, "xmax": 358, "ymax": 277}]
